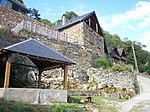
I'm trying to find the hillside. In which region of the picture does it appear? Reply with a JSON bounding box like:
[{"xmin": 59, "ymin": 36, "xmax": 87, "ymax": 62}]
[{"xmin": 103, "ymin": 30, "xmax": 150, "ymax": 75}]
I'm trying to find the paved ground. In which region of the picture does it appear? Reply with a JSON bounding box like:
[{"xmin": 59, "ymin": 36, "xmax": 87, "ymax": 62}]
[{"xmin": 119, "ymin": 75, "xmax": 150, "ymax": 112}]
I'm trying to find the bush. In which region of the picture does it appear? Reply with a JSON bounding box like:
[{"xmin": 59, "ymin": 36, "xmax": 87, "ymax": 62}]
[
  {"xmin": 51, "ymin": 104, "xmax": 84, "ymax": 112},
  {"xmin": 124, "ymin": 65, "xmax": 133, "ymax": 73},
  {"xmin": 111, "ymin": 65, "xmax": 126, "ymax": 72},
  {"xmin": 111, "ymin": 64, "xmax": 133, "ymax": 72},
  {"xmin": 93, "ymin": 58, "xmax": 112, "ymax": 69}
]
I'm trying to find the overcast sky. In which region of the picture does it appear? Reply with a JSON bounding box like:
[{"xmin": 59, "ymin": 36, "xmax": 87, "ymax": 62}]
[{"xmin": 24, "ymin": 0, "xmax": 150, "ymax": 52}]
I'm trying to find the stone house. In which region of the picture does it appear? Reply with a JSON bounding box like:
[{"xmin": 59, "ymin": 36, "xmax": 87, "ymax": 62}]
[
  {"xmin": 54, "ymin": 11, "xmax": 108, "ymax": 58},
  {"xmin": 0, "ymin": 0, "xmax": 29, "ymax": 14}
]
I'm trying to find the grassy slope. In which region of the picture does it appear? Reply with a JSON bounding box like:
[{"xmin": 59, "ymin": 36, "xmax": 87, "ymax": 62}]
[{"xmin": 0, "ymin": 96, "xmax": 126, "ymax": 112}]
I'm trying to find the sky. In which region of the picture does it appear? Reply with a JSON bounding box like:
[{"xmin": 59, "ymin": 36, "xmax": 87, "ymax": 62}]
[{"xmin": 24, "ymin": 0, "xmax": 150, "ymax": 52}]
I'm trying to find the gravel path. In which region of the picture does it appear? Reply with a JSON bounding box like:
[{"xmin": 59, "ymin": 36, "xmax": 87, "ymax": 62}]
[{"xmin": 119, "ymin": 75, "xmax": 150, "ymax": 112}]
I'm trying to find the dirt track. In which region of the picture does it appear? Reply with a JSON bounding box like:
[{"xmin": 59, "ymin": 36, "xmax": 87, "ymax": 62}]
[{"xmin": 119, "ymin": 75, "xmax": 150, "ymax": 112}]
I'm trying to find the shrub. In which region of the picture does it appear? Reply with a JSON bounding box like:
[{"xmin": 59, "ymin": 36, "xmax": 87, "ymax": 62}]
[
  {"xmin": 93, "ymin": 58, "xmax": 112, "ymax": 69},
  {"xmin": 111, "ymin": 64, "xmax": 133, "ymax": 72},
  {"xmin": 51, "ymin": 104, "xmax": 84, "ymax": 112},
  {"xmin": 111, "ymin": 65, "xmax": 126, "ymax": 72},
  {"xmin": 124, "ymin": 65, "xmax": 133, "ymax": 73},
  {"xmin": 133, "ymin": 77, "xmax": 140, "ymax": 95}
]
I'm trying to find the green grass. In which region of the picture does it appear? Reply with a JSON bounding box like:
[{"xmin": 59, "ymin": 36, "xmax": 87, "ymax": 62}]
[
  {"xmin": 0, "ymin": 99, "xmax": 51, "ymax": 112},
  {"xmin": 66, "ymin": 96, "xmax": 125, "ymax": 112},
  {"xmin": 0, "ymin": 96, "xmax": 126, "ymax": 112}
]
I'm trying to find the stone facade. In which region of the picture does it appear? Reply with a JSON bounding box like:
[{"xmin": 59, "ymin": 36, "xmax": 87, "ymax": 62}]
[
  {"xmin": 58, "ymin": 21, "xmax": 104, "ymax": 61},
  {"xmin": 59, "ymin": 22, "xmax": 84, "ymax": 45}
]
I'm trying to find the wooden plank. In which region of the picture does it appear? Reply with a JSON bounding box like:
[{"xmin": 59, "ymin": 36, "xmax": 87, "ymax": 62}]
[
  {"xmin": 63, "ymin": 63, "xmax": 68, "ymax": 90},
  {"xmin": 38, "ymin": 69, "xmax": 43, "ymax": 88},
  {"xmin": 4, "ymin": 53, "xmax": 12, "ymax": 88}
]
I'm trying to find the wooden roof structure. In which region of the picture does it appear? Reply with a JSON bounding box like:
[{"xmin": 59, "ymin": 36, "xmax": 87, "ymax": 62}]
[
  {"xmin": 110, "ymin": 48, "xmax": 127, "ymax": 61},
  {"xmin": 0, "ymin": 39, "xmax": 76, "ymax": 89}
]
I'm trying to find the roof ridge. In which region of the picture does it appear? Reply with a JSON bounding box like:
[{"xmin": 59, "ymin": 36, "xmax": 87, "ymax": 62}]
[
  {"xmin": 54, "ymin": 11, "xmax": 95, "ymax": 30},
  {"xmin": 4, "ymin": 38, "xmax": 32, "ymax": 49}
]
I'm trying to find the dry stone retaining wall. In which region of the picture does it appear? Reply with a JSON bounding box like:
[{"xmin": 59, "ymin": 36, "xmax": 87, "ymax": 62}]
[{"xmin": 0, "ymin": 6, "xmax": 53, "ymax": 30}]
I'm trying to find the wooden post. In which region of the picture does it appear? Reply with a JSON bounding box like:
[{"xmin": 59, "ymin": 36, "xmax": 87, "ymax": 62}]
[
  {"xmin": 89, "ymin": 18, "xmax": 91, "ymax": 26},
  {"xmin": 63, "ymin": 64, "xmax": 68, "ymax": 90},
  {"xmin": 38, "ymin": 69, "xmax": 43, "ymax": 88},
  {"xmin": 4, "ymin": 53, "xmax": 12, "ymax": 88},
  {"xmin": 96, "ymin": 23, "xmax": 98, "ymax": 33},
  {"xmin": 132, "ymin": 42, "xmax": 139, "ymax": 73}
]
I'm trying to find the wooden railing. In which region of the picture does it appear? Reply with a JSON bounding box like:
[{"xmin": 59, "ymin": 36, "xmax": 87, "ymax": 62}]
[{"xmin": 11, "ymin": 21, "xmax": 81, "ymax": 45}]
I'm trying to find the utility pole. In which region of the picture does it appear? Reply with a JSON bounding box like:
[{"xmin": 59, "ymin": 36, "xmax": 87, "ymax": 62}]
[{"xmin": 132, "ymin": 41, "xmax": 139, "ymax": 73}]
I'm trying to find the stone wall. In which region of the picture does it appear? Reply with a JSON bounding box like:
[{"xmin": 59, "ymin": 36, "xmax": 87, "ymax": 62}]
[
  {"xmin": 59, "ymin": 22, "xmax": 84, "ymax": 45},
  {"xmin": 0, "ymin": 6, "xmax": 53, "ymax": 30},
  {"xmin": 83, "ymin": 22, "xmax": 104, "ymax": 58},
  {"xmin": 0, "ymin": 88, "xmax": 67, "ymax": 103},
  {"xmin": 87, "ymin": 68, "xmax": 135, "ymax": 91}
]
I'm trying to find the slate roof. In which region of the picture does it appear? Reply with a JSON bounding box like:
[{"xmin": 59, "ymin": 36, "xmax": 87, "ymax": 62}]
[
  {"xmin": 54, "ymin": 11, "xmax": 95, "ymax": 30},
  {"xmin": 110, "ymin": 48, "xmax": 126, "ymax": 61},
  {"xmin": 0, "ymin": 39, "xmax": 76, "ymax": 69}
]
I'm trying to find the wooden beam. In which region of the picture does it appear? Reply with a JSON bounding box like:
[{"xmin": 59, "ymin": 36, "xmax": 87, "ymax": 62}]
[
  {"xmin": 12, "ymin": 62, "xmax": 37, "ymax": 68},
  {"xmin": 63, "ymin": 63, "xmax": 68, "ymax": 90},
  {"xmin": 96, "ymin": 23, "xmax": 98, "ymax": 33},
  {"xmin": 12, "ymin": 51, "xmax": 64, "ymax": 64},
  {"xmin": 44, "ymin": 64, "xmax": 63, "ymax": 71},
  {"xmin": 89, "ymin": 18, "xmax": 91, "ymax": 27},
  {"xmin": 4, "ymin": 53, "xmax": 12, "ymax": 88},
  {"xmin": 38, "ymin": 69, "xmax": 43, "ymax": 88}
]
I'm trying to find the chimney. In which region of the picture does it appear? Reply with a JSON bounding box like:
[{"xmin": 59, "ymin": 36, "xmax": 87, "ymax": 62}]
[{"xmin": 62, "ymin": 14, "xmax": 66, "ymax": 25}]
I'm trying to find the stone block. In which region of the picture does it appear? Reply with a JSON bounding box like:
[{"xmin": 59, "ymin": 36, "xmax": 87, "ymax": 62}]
[
  {"xmin": 67, "ymin": 90, "xmax": 99, "ymax": 96},
  {"xmin": 2, "ymin": 88, "xmax": 67, "ymax": 103},
  {"xmin": 111, "ymin": 93, "xmax": 119, "ymax": 99},
  {"xmin": 0, "ymin": 88, "xmax": 4, "ymax": 98}
]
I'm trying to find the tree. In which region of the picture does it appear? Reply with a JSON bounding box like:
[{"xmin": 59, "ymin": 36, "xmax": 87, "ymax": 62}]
[
  {"xmin": 28, "ymin": 8, "xmax": 41, "ymax": 20},
  {"xmin": 65, "ymin": 11, "xmax": 78, "ymax": 20},
  {"xmin": 18, "ymin": 0, "xmax": 24, "ymax": 4},
  {"xmin": 54, "ymin": 11, "xmax": 78, "ymax": 25},
  {"xmin": 39, "ymin": 19, "xmax": 52, "ymax": 26},
  {"xmin": 103, "ymin": 28, "xmax": 150, "ymax": 74}
]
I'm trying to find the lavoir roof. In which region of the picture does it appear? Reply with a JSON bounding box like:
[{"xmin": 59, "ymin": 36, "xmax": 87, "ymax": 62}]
[{"xmin": 0, "ymin": 38, "xmax": 76, "ymax": 70}]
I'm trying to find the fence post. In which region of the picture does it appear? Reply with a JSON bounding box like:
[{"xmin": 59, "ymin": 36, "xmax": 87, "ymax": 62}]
[
  {"xmin": 34, "ymin": 24, "xmax": 36, "ymax": 33},
  {"xmin": 30, "ymin": 22, "xmax": 32, "ymax": 32},
  {"xmin": 21, "ymin": 20, "xmax": 24, "ymax": 30},
  {"xmin": 56, "ymin": 31, "xmax": 58, "ymax": 39},
  {"xmin": 66, "ymin": 34, "xmax": 68, "ymax": 42}
]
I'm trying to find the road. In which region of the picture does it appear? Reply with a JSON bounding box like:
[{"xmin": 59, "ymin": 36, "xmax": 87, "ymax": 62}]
[{"xmin": 119, "ymin": 75, "xmax": 150, "ymax": 112}]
